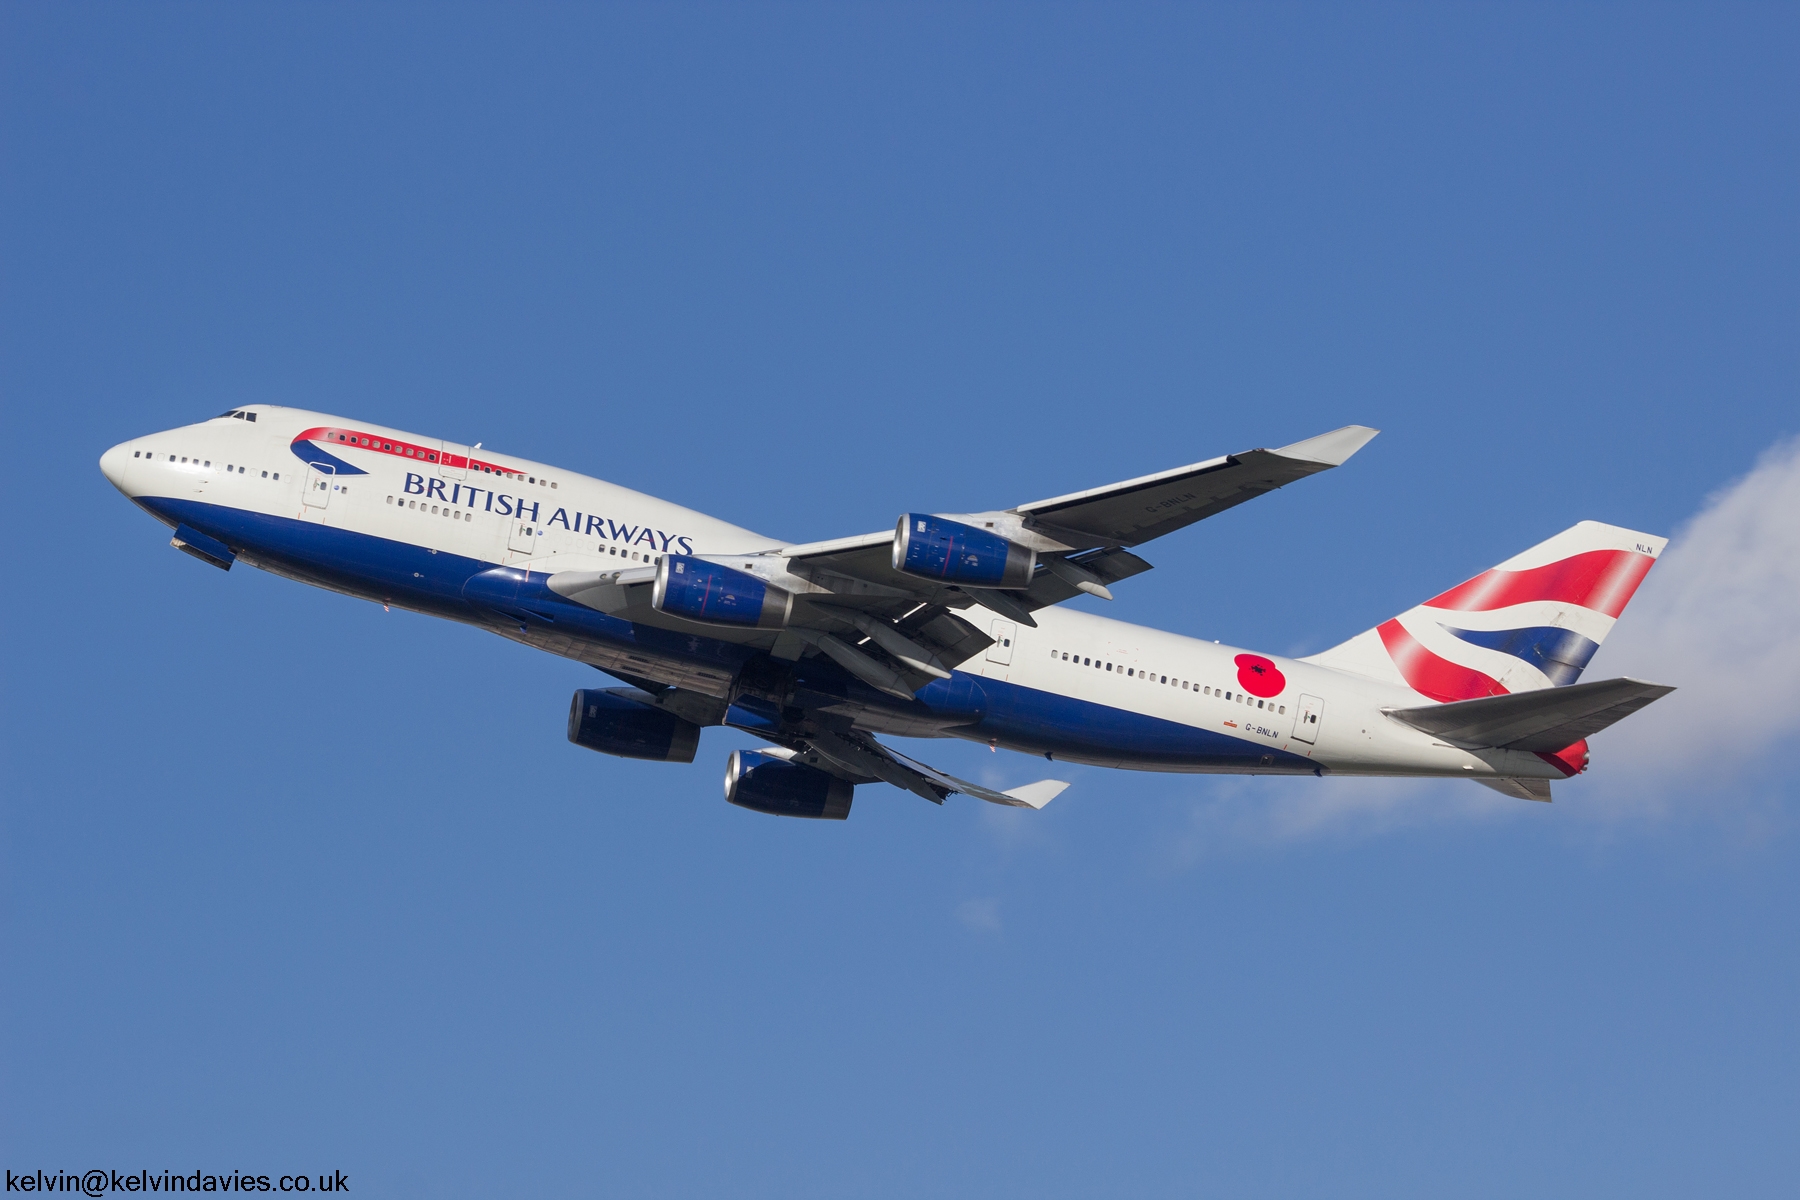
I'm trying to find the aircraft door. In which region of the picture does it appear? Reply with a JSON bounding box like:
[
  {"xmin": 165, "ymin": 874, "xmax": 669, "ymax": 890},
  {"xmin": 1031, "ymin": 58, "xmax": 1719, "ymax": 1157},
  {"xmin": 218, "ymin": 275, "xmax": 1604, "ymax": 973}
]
[
  {"xmin": 508, "ymin": 516, "xmax": 542, "ymax": 556},
  {"xmin": 438, "ymin": 441, "xmax": 468, "ymax": 479},
  {"xmin": 302, "ymin": 462, "xmax": 334, "ymax": 509},
  {"xmin": 986, "ymin": 619, "xmax": 1016, "ymax": 666},
  {"xmin": 1292, "ymin": 694, "xmax": 1323, "ymax": 744}
]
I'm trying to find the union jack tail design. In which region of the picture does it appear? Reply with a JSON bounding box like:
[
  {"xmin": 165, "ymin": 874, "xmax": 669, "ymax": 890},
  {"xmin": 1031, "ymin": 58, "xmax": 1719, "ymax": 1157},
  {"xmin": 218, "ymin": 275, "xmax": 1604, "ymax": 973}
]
[{"xmin": 1303, "ymin": 521, "xmax": 1666, "ymax": 703}]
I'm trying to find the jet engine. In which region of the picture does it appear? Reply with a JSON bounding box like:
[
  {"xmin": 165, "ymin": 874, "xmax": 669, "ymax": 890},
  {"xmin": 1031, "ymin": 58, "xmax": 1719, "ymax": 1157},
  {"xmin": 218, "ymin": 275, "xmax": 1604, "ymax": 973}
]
[
  {"xmin": 724, "ymin": 749, "xmax": 853, "ymax": 820},
  {"xmin": 653, "ymin": 555, "xmax": 792, "ymax": 628},
  {"xmin": 893, "ymin": 514, "xmax": 1035, "ymax": 590},
  {"xmin": 568, "ymin": 688, "xmax": 701, "ymax": 763}
]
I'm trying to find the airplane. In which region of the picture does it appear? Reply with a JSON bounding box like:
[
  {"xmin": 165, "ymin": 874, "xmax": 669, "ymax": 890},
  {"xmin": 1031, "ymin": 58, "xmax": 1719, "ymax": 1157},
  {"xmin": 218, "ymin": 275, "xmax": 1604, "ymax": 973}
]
[{"xmin": 99, "ymin": 407, "xmax": 1673, "ymax": 819}]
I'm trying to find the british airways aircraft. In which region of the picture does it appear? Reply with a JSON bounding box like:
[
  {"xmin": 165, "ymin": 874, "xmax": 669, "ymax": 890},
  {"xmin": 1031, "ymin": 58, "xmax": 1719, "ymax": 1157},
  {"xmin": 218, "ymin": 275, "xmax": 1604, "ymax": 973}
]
[{"xmin": 100, "ymin": 407, "xmax": 1672, "ymax": 819}]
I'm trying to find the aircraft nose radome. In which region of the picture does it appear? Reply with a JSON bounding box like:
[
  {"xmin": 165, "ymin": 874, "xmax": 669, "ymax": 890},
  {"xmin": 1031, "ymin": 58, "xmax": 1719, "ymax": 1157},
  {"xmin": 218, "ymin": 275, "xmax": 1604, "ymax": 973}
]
[{"xmin": 99, "ymin": 443, "xmax": 132, "ymax": 494}]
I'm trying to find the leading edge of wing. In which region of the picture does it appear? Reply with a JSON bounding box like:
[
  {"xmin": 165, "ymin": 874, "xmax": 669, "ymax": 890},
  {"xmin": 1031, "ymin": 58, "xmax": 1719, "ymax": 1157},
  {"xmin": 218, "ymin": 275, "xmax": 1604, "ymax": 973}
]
[
  {"xmin": 776, "ymin": 424, "xmax": 1379, "ymax": 564},
  {"xmin": 1015, "ymin": 426, "xmax": 1375, "ymax": 528}
]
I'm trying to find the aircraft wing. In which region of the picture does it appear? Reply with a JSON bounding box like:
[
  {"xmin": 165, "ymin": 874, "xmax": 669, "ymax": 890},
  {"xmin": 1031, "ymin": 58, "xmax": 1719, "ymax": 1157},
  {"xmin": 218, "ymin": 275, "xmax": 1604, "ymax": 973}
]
[
  {"xmin": 778, "ymin": 424, "xmax": 1378, "ymax": 630},
  {"xmin": 760, "ymin": 728, "xmax": 1069, "ymax": 809},
  {"xmin": 1013, "ymin": 424, "xmax": 1380, "ymax": 548}
]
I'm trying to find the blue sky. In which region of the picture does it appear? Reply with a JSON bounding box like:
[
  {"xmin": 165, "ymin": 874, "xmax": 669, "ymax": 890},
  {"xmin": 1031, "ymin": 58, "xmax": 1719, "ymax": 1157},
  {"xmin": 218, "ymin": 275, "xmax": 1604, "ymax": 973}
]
[{"xmin": 3, "ymin": 4, "xmax": 1796, "ymax": 1196}]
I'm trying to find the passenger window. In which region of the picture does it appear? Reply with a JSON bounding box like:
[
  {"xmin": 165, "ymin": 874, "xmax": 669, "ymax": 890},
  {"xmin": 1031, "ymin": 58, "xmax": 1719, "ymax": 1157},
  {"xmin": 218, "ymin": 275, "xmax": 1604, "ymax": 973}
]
[
  {"xmin": 273, "ymin": 473, "xmax": 279, "ymax": 480},
  {"xmin": 261, "ymin": 471, "xmax": 268, "ymax": 478}
]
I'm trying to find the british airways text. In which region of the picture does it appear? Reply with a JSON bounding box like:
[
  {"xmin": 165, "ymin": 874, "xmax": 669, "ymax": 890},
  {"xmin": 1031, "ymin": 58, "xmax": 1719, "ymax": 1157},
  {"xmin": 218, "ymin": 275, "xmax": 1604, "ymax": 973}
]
[{"xmin": 402, "ymin": 473, "xmax": 694, "ymax": 553}]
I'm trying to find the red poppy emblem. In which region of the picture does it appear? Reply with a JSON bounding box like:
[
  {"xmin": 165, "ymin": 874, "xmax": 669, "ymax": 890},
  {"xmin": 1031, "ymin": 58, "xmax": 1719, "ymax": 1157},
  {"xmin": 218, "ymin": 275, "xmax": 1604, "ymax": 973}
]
[{"xmin": 1234, "ymin": 653, "xmax": 1286, "ymax": 698}]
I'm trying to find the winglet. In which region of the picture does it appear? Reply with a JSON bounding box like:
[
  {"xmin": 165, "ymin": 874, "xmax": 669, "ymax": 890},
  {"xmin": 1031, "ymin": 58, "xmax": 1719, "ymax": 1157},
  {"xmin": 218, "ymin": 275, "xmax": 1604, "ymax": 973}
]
[
  {"xmin": 1273, "ymin": 425, "xmax": 1379, "ymax": 467},
  {"xmin": 999, "ymin": 779, "xmax": 1069, "ymax": 809}
]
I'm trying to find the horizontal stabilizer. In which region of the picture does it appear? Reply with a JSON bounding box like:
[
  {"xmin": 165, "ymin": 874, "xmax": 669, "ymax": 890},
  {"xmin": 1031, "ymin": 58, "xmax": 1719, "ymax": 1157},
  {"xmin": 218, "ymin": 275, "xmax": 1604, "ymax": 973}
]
[
  {"xmin": 1385, "ymin": 676, "xmax": 1674, "ymax": 751},
  {"xmin": 1474, "ymin": 777, "xmax": 1553, "ymax": 802}
]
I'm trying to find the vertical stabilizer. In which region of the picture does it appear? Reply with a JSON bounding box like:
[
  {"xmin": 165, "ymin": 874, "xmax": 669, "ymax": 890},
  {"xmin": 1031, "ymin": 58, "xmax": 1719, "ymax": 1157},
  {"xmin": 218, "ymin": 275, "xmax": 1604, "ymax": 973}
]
[{"xmin": 1302, "ymin": 521, "xmax": 1665, "ymax": 701}]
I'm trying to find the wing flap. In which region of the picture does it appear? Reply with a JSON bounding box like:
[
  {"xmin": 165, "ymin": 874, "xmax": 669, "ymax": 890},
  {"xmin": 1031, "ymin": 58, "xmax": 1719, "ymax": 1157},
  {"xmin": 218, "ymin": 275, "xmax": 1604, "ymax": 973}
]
[{"xmin": 1385, "ymin": 677, "xmax": 1675, "ymax": 751}]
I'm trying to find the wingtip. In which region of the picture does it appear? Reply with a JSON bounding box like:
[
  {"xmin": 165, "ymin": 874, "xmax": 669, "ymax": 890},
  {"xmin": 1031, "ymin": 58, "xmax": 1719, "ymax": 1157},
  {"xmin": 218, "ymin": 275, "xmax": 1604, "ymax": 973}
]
[
  {"xmin": 1001, "ymin": 779, "xmax": 1070, "ymax": 810},
  {"xmin": 1274, "ymin": 424, "xmax": 1380, "ymax": 466}
]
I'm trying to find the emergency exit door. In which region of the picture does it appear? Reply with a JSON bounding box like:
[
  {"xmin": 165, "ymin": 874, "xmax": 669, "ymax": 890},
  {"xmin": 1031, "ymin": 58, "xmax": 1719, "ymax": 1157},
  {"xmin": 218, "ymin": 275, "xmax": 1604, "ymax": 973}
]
[
  {"xmin": 509, "ymin": 517, "xmax": 541, "ymax": 555},
  {"xmin": 302, "ymin": 462, "xmax": 334, "ymax": 509},
  {"xmin": 1292, "ymin": 694, "xmax": 1324, "ymax": 744},
  {"xmin": 986, "ymin": 619, "xmax": 1016, "ymax": 665}
]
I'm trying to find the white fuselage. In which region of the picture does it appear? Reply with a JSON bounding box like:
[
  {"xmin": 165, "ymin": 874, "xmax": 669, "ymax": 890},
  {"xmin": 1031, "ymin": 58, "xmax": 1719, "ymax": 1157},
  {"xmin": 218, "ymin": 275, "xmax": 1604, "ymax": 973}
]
[{"xmin": 99, "ymin": 406, "xmax": 1565, "ymax": 783}]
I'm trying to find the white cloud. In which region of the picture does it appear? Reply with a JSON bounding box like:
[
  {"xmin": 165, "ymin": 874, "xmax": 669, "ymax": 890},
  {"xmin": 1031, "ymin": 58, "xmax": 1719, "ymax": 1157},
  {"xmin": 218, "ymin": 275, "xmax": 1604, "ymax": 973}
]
[
  {"xmin": 955, "ymin": 897, "xmax": 1003, "ymax": 932},
  {"xmin": 1584, "ymin": 436, "xmax": 1800, "ymax": 813},
  {"xmin": 1159, "ymin": 775, "xmax": 1511, "ymax": 865},
  {"xmin": 1161, "ymin": 436, "xmax": 1800, "ymax": 848}
]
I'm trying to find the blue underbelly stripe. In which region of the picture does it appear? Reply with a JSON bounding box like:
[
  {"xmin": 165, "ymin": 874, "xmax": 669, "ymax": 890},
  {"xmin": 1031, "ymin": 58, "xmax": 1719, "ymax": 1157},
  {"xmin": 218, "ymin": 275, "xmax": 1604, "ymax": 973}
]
[
  {"xmin": 962, "ymin": 676, "xmax": 1318, "ymax": 771},
  {"xmin": 140, "ymin": 496, "xmax": 1318, "ymax": 773}
]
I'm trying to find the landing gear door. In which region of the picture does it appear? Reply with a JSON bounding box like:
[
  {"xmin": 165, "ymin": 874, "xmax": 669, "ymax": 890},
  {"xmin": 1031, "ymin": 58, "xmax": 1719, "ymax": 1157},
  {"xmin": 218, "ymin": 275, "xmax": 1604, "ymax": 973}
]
[
  {"xmin": 1293, "ymin": 694, "xmax": 1323, "ymax": 744},
  {"xmin": 302, "ymin": 462, "xmax": 334, "ymax": 509},
  {"xmin": 508, "ymin": 517, "xmax": 541, "ymax": 556},
  {"xmin": 438, "ymin": 442, "xmax": 469, "ymax": 480},
  {"xmin": 985, "ymin": 619, "xmax": 1016, "ymax": 666}
]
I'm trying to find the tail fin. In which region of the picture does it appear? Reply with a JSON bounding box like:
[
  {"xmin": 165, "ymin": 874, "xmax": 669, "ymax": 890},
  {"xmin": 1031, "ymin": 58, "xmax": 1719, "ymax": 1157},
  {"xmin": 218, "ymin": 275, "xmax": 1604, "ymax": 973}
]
[{"xmin": 1303, "ymin": 521, "xmax": 1666, "ymax": 700}]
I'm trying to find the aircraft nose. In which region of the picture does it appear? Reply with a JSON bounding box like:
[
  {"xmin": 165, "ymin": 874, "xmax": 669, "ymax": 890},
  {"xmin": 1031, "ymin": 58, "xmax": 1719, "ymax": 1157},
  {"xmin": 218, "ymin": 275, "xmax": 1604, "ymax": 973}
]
[{"xmin": 99, "ymin": 443, "xmax": 134, "ymax": 494}]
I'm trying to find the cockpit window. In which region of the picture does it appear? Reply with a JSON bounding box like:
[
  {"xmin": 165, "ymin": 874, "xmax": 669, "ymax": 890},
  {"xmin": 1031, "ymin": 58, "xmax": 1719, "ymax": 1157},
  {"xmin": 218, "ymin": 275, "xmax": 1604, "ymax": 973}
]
[
  {"xmin": 218, "ymin": 410, "xmax": 239, "ymax": 418},
  {"xmin": 214, "ymin": 410, "xmax": 257, "ymax": 422}
]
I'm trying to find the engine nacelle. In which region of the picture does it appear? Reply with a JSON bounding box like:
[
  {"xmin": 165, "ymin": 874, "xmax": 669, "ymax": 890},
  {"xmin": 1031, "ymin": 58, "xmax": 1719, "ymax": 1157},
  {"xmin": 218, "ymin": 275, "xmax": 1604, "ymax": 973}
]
[
  {"xmin": 893, "ymin": 514, "xmax": 1035, "ymax": 590},
  {"xmin": 568, "ymin": 688, "xmax": 701, "ymax": 763},
  {"xmin": 724, "ymin": 750, "xmax": 853, "ymax": 820},
  {"xmin": 653, "ymin": 555, "xmax": 792, "ymax": 628}
]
